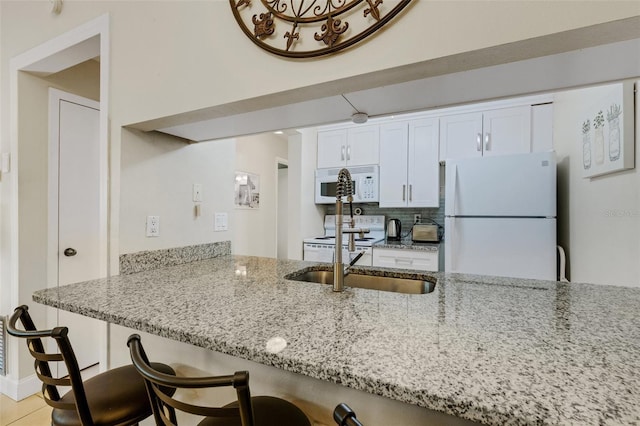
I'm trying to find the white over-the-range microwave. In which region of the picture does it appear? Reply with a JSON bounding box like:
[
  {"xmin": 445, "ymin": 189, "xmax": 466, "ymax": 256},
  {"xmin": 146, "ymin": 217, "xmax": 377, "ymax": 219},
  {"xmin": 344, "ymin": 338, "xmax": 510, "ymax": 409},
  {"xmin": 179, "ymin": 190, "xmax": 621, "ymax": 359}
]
[{"xmin": 315, "ymin": 165, "xmax": 379, "ymax": 204}]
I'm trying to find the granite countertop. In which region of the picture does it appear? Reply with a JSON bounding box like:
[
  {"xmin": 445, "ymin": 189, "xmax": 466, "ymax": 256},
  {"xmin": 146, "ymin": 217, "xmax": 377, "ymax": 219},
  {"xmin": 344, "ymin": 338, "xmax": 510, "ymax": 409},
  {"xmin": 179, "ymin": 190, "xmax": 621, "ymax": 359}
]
[
  {"xmin": 375, "ymin": 238, "xmax": 441, "ymax": 251},
  {"xmin": 33, "ymin": 255, "xmax": 640, "ymax": 425}
]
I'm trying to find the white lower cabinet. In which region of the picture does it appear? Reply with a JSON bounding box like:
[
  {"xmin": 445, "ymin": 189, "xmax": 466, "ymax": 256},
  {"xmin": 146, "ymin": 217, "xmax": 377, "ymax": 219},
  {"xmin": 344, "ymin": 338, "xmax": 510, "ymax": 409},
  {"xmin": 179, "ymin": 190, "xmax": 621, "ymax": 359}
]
[{"xmin": 372, "ymin": 248, "xmax": 439, "ymax": 272}]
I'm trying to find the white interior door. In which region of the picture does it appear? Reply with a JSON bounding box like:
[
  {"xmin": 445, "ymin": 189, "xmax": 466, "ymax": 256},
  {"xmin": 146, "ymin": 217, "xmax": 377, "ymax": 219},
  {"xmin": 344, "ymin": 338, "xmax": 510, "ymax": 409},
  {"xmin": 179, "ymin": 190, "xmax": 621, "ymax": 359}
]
[{"xmin": 48, "ymin": 89, "xmax": 102, "ymax": 373}]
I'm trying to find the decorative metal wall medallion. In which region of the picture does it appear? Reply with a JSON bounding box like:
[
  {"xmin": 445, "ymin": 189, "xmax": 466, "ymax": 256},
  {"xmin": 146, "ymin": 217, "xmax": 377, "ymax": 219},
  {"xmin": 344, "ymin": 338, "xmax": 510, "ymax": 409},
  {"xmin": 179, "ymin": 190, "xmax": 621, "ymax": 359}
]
[{"xmin": 230, "ymin": 0, "xmax": 412, "ymax": 58}]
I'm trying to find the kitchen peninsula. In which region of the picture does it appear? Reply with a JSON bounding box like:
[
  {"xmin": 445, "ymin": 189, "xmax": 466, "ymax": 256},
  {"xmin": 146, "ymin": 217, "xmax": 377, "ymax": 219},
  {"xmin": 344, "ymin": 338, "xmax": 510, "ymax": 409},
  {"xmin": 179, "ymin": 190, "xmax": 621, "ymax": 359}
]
[{"xmin": 33, "ymin": 254, "xmax": 640, "ymax": 425}]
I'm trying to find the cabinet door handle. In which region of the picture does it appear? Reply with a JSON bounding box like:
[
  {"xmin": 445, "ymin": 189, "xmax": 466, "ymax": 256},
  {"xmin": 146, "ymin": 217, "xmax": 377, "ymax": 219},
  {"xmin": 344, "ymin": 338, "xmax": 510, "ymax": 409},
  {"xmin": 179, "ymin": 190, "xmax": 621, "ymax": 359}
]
[
  {"xmin": 409, "ymin": 184, "xmax": 413, "ymax": 202},
  {"xmin": 346, "ymin": 145, "xmax": 351, "ymax": 161},
  {"xmin": 476, "ymin": 133, "xmax": 482, "ymax": 151},
  {"xmin": 484, "ymin": 133, "xmax": 490, "ymax": 151},
  {"xmin": 341, "ymin": 146, "xmax": 345, "ymax": 161},
  {"xmin": 402, "ymin": 184, "xmax": 406, "ymax": 201}
]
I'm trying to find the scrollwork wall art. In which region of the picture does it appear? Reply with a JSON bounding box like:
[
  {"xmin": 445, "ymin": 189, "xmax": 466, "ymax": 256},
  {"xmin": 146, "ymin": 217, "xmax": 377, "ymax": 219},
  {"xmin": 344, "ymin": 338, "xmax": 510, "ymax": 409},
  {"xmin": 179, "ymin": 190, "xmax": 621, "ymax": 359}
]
[{"xmin": 230, "ymin": 0, "xmax": 413, "ymax": 58}]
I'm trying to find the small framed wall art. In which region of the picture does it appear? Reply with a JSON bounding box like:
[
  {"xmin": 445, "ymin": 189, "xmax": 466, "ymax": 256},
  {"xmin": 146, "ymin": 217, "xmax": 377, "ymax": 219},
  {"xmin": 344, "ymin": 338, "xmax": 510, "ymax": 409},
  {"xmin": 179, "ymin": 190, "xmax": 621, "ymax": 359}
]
[
  {"xmin": 580, "ymin": 81, "xmax": 635, "ymax": 178},
  {"xmin": 234, "ymin": 171, "xmax": 260, "ymax": 209}
]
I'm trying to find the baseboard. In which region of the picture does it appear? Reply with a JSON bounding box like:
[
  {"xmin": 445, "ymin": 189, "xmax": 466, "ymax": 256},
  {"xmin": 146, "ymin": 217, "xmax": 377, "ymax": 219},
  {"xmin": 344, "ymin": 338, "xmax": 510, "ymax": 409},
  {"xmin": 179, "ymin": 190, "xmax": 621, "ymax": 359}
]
[{"xmin": 0, "ymin": 373, "xmax": 40, "ymax": 401}]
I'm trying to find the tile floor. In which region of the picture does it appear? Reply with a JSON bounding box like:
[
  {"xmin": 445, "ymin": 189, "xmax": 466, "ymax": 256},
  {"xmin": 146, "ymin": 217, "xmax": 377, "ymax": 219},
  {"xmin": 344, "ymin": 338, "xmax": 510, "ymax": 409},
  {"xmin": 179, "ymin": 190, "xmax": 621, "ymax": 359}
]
[{"xmin": 0, "ymin": 393, "xmax": 51, "ymax": 426}]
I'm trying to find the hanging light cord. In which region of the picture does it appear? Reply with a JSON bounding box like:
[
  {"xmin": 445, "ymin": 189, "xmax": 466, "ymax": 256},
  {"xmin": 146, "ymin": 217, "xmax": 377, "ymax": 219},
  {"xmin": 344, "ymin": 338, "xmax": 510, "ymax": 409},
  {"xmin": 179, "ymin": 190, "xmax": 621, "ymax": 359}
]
[{"xmin": 341, "ymin": 94, "xmax": 359, "ymax": 112}]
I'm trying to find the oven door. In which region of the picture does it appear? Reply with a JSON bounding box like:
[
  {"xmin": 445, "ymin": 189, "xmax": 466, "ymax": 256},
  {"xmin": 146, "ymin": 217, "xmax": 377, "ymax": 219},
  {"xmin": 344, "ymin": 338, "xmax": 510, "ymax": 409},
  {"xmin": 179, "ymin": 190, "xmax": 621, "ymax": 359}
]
[
  {"xmin": 303, "ymin": 243, "xmax": 372, "ymax": 266},
  {"xmin": 347, "ymin": 246, "xmax": 373, "ymax": 266},
  {"xmin": 303, "ymin": 243, "xmax": 334, "ymax": 262}
]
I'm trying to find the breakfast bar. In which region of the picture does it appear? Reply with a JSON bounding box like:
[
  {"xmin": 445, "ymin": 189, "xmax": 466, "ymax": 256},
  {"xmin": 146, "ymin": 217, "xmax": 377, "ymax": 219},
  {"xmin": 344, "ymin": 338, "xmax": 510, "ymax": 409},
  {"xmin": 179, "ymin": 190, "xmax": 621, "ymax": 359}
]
[{"xmin": 32, "ymin": 255, "xmax": 640, "ymax": 425}]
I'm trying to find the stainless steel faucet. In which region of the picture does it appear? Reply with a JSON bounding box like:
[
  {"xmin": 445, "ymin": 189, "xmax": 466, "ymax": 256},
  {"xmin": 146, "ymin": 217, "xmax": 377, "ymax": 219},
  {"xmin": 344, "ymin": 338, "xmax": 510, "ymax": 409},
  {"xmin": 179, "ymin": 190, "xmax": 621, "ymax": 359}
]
[{"xmin": 334, "ymin": 168, "xmax": 369, "ymax": 292}]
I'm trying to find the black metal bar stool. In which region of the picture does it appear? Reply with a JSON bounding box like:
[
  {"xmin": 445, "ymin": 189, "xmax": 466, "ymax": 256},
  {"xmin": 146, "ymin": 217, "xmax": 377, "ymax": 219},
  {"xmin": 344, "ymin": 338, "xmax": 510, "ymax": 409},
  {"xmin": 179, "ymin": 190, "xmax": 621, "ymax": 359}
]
[
  {"xmin": 334, "ymin": 403, "xmax": 364, "ymax": 426},
  {"xmin": 7, "ymin": 305, "xmax": 176, "ymax": 426},
  {"xmin": 127, "ymin": 334, "xmax": 311, "ymax": 426}
]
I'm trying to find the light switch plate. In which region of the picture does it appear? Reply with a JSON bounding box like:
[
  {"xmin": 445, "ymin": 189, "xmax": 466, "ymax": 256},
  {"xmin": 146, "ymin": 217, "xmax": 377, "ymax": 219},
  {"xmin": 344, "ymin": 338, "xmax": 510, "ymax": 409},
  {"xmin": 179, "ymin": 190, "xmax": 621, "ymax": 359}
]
[
  {"xmin": 214, "ymin": 212, "xmax": 228, "ymax": 231},
  {"xmin": 193, "ymin": 184, "xmax": 203, "ymax": 202},
  {"xmin": 1, "ymin": 153, "xmax": 11, "ymax": 173}
]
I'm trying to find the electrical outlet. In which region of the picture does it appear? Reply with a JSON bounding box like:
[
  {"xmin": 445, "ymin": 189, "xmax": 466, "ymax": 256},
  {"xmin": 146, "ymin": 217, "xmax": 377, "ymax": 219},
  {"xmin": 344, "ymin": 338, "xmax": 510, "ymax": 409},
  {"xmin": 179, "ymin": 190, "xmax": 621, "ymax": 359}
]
[
  {"xmin": 414, "ymin": 214, "xmax": 421, "ymax": 223},
  {"xmin": 146, "ymin": 216, "xmax": 160, "ymax": 237}
]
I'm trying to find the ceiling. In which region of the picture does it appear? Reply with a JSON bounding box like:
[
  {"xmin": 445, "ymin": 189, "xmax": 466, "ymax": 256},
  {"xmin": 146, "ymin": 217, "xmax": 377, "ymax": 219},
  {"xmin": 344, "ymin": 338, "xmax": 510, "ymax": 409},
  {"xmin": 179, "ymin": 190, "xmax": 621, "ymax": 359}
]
[{"xmin": 127, "ymin": 18, "xmax": 640, "ymax": 142}]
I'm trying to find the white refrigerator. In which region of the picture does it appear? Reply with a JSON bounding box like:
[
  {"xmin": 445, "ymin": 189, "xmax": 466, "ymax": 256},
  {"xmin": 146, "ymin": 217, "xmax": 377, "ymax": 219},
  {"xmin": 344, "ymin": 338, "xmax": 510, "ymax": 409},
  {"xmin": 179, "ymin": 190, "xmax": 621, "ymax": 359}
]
[{"xmin": 444, "ymin": 151, "xmax": 557, "ymax": 280}]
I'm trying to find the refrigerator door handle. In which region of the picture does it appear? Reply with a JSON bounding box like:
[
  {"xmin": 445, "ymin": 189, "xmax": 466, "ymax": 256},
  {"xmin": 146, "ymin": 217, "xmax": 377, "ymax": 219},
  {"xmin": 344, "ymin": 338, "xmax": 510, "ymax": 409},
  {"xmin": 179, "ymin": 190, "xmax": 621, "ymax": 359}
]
[
  {"xmin": 484, "ymin": 133, "xmax": 490, "ymax": 151},
  {"xmin": 476, "ymin": 133, "xmax": 482, "ymax": 151}
]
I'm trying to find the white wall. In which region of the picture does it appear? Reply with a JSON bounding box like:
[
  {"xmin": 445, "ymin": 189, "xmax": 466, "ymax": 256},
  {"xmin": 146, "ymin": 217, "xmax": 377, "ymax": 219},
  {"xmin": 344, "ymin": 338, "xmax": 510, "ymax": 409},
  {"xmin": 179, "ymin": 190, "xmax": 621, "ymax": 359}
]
[
  {"xmin": 2, "ymin": 1, "xmax": 632, "ymax": 129},
  {"xmin": 287, "ymin": 129, "xmax": 325, "ymax": 260},
  {"xmin": 277, "ymin": 166, "xmax": 288, "ymax": 259},
  {"xmin": 233, "ymin": 133, "xmax": 287, "ymax": 257},
  {"xmin": 119, "ymin": 130, "xmax": 235, "ymax": 254},
  {"xmin": 554, "ymin": 80, "xmax": 640, "ymax": 287}
]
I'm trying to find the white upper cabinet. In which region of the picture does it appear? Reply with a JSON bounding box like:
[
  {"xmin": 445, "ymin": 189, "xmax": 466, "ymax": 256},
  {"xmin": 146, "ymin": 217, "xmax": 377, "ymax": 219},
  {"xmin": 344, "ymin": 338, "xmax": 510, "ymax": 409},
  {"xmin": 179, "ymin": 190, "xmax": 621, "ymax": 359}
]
[
  {"xmin": 439, "ymin": 113, "xmax": 483, "ymax": 160},
  {"xmin": 408, "ymin": 119, "xmax": 440, "ymax": 207},
  {"xmin": 379, "ymin": 122, "xmax": 408, "ymax": 207},
  {"xmin": 316, "ymin": 129, "xmax": 346, "ymax": 168},
  {"xmin": 439, "ymin": 105, "xmax": 532, "ymax": 162},
  {"xmin": 379, "ymin": 118, "xmax": 439, "ymax": 208},
  {"xmin": 317, "ymin": 125, "xmax": 379, "ymax": 168},
  {"xmin": 482, "ymin": 106, "xmax": 532, "ymax": 156},
  {"xmin": 531, "ymin": 103, "xmax": 554, "ymax": 152}
]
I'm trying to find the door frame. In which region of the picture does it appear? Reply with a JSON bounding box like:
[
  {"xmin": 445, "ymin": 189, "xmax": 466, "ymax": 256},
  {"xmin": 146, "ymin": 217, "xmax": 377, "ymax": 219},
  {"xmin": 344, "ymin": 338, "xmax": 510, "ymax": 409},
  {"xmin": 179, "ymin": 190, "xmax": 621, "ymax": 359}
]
[{"xmin": 3, "ymin": 14, "xmax": 110, "ymax": 400}]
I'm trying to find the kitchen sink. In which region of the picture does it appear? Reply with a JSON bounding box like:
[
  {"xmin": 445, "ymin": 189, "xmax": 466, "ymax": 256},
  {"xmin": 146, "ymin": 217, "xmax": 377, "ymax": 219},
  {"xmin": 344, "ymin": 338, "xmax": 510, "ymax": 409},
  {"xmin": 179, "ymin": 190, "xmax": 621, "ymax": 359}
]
[{"xmin": 286, "ymin": 269, "xmax": 435, "ymax": 294}]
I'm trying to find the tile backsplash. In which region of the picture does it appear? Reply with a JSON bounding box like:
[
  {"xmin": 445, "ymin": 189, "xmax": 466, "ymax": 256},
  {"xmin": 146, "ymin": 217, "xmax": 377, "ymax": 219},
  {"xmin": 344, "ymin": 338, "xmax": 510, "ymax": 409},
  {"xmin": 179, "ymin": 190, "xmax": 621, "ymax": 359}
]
[{"xmin": 324, "ymin": 191, "xmax": 445, "ymax": 240}]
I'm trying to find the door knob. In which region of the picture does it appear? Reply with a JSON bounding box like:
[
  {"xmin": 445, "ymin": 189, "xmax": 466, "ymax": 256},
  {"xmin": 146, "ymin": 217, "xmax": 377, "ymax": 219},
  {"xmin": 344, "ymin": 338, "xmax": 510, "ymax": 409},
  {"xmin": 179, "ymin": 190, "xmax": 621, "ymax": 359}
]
[{"xmin": 63, "ymin": 248, "xmax": 77, "ymax": 257}]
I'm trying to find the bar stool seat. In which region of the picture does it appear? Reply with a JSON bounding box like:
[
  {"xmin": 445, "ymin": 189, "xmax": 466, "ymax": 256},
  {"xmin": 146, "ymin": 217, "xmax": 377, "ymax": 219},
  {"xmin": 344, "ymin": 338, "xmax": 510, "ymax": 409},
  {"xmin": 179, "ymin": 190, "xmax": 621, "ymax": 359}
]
[
  {"xmin": 202, "ymin": 396, "xmax": 311, "ymax": 426},
  {"xmin": 52, "ymin": 362, "xmax": 175, "ymax": 426}
]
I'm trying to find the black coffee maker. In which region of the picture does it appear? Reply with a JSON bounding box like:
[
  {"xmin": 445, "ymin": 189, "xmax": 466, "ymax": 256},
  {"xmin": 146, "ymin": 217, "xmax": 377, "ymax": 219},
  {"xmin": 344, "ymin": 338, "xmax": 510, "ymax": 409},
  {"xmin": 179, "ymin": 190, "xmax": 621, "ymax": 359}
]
[{"xmin": 386, "ymin": 219, "xmax": 401, "ymax": 241}]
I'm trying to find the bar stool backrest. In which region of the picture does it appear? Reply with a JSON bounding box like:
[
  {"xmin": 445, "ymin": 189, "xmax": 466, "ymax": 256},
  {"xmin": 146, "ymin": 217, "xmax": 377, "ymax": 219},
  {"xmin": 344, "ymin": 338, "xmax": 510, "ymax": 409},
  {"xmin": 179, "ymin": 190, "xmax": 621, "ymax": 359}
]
[
  {"xmin": 127, "ymin": 334, "xmax": 255, "ymax": 426},
  {"xmin": 7, "ymin": 305, "xmax": 95, "ymax": 425}
]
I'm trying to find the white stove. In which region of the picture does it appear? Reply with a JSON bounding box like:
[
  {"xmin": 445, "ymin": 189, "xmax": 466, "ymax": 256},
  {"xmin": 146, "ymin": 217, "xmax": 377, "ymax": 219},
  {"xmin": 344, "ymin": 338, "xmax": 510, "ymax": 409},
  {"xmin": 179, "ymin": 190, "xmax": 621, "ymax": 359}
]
[{"xmin": 303, "ymin": 215, "xmax": 385, "ymax": 265}]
